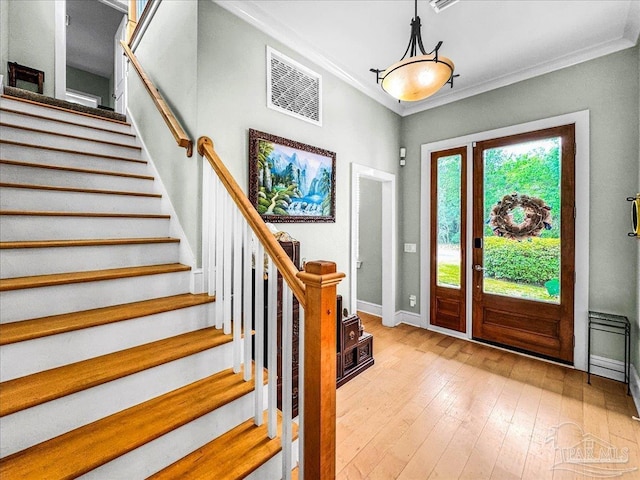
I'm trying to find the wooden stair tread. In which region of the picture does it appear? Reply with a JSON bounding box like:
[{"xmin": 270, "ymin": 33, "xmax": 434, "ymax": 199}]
[
  {"xmin": 0, "ymin": 237, "xmax": 179, "ymax": 249},
  {"xmin": 0, "ymin": 107, "xmax": 137, "ymax": 137},
  {"xmin": 0, "ymin": 367, "xmax": 254, "ymax": 478},
  {"xmin": 0, "ymin": 159, "xmax": 153, "ymax": 179},
  {"xmin": 0, "ymin": 326, "xmax": 232, "ymax": 417},
  {"xmin": 0, "ymin": 122, "xmax": 142, "ymax": 150},
  {"xmin": 0, "ymin": 210, "xmax": 169, "ymax": 218},
  {"xmin": 0, "ymin": 263, "xmax": 190, "ymax": 292},
  {"xmin": 0, "ymin": 293, "xmax": 214, "ymax": 345},
  {"xmin": 0, "ymin": 140, "xmax": 144, "ymax": 163},
  {"xmin": 149, "ymin": 411, "xmax": 298, "ymax": 480},
  {"xmin": 1, "ymin": 93, "xmax": 130, "ymax": 125},
  {"xmin": 0, "ymin": 182, "xmax": 160, "ymax": 197}
]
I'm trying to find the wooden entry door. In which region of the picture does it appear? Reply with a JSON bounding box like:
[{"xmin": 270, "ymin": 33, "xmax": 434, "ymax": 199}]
[
  {"xmin": 430, "ymin": 147, "xmax": 467, "ymax": 332},
  {"xmin": 472, "ymin": 125, "xmax": 575, "ymax": 363}
]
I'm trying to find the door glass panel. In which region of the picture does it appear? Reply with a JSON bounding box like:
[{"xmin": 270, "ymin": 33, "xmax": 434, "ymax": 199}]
[
  {"xmin": 483, "ymin": 138, "xmax": 561, "ymax": 303},
  {"xmin": 436, "ymin": 154, "xmax": 462, "ymax": 288}
]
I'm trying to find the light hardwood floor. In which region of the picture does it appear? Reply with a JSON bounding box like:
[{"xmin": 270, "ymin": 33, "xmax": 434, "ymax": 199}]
[{"xmin": 336, "ymin": 313, "xmax": 640, "ymax": 480}]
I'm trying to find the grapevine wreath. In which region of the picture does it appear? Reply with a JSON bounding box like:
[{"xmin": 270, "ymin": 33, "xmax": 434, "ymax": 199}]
[{"xmin": 489, "ymin": 193, "xmax": 552, "ymax": 240}]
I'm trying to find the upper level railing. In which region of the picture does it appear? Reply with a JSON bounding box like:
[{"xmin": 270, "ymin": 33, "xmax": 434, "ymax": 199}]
[{"xmin": 120, "ymin": 41, "xmax": 193, "ymax": 157}]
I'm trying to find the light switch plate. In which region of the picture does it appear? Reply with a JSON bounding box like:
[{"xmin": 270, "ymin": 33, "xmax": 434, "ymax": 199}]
[{"xmin": 404, "ymin": 243, "xmax": 416, "ymax": 253}]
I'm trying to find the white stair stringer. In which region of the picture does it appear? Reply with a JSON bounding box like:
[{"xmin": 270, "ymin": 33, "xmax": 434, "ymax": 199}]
[
  {"xmin": 0, "ymin": 142, "xmax": 149, "ymax": 175},
  {"xmin": 1, "ymin": 301, "xmax": 214, "ymax": 380},
  {"xmin": 0, "ymin": 96, "xmax": 134, "ymax": 134},
  {"xmin": 81, "ymin": 391, "xmax": 256, "ymax": 480},
  {"xmin": 0, "ymin": 241, "xmax": 180, "ymax": 278},
  {"xmin": 1, "ymin": 339, "xmax": 234, "ymax": 458},
  {"xmin": 0, "ymin": 269, "xmax": 191, "ymax": 322},
  {"xmin": 0, "ymin": 108, "xmax": 139, "ymax": 146},
  {"xmin": 0, "ymin": 185, "xmax": 162, "ymax": 214}
]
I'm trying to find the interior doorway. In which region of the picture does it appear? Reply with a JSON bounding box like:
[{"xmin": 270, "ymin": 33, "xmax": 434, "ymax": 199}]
[
  {"xmin": 55, "ymin": 0, "xmax": 127, "ymax": 112},
  {"xmin": 351, "ymin": 164, "xmax": 396, "ymax": 327}
]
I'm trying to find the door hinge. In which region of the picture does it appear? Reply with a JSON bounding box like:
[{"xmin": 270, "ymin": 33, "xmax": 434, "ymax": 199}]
[
  {"xmin": 574, "ymin": 207, "xmax": 576, "ymax": 219},
  {"xmin": 573, "ymin": 335, "xmax": 575, "ymax": 347}
]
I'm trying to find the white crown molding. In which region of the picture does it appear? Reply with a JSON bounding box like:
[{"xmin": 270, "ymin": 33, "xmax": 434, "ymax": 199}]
[
  {"xmin": 402, "ymin": 36, "xmax": 638, "ymax": 117},
  {"xmin": 216, "ymin": 0, "xmax": 639, "ymax": 118}
]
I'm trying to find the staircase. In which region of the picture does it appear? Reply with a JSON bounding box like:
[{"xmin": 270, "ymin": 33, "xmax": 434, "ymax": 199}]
[{"xmin": 0, "ymin": 94, "xmax": 292, "ymax": 479}]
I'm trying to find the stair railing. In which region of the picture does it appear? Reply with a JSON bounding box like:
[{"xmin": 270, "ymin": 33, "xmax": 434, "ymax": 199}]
[
  {"xmin": 120, "ymin": 41, "xmax": 193, "ymax": 157},
  {"xmin": 199, "ymin": 137, "xmax": 344, "ymax": 480}
]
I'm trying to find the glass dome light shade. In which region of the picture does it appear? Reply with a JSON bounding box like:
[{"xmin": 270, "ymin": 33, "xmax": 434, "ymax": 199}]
[{"xmin": 380, "ymin": 54, "xmax": 454, "ymax": 102}]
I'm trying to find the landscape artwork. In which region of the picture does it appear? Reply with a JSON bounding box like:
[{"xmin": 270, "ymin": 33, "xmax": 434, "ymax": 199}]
[{"xmin": 249, "ymin": 129, "xmax": 336, "ymax": 223}]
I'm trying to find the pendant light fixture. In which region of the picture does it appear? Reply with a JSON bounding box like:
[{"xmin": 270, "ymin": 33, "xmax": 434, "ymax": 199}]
[{"xmin": 370, "ymin": 0, "xmax": 457, "ymax": 102}]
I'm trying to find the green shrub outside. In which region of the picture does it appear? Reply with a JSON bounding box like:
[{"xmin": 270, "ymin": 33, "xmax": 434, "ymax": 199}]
[{"xmin": 484, "ymin": 237, "xmax": 560, "ymax": 285}]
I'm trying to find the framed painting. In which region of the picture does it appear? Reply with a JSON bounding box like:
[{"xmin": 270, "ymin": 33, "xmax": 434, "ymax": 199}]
[{"xmin": 248, "ymin": 129, "xmax": 336, "ymax": 223}]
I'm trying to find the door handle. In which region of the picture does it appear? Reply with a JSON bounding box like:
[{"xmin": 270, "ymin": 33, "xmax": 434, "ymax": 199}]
[{"xmin": 474, "ymin": 264, "xmax": 485, "ymax": 271}]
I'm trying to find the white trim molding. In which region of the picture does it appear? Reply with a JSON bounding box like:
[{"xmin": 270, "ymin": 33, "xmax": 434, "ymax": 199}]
[
  {"xmin": 420, "ymin": 110, "xmax": 590, "ymax": 371},
  {"xmin": 351, "ymin": 163, "xmax": 397, "ymax": 328},
  {"xmin": 356, "ymin": 300, "xmax": 382, "ymax": 318},
  {"xmin": 631, "ymin": 364, "xmax": 640, "ymax": 416}
]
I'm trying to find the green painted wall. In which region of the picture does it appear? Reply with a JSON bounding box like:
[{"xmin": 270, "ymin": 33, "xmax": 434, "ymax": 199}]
[
  {"xmin": 66, "ymin": 66, "xmax": 112, "ymax": 108},
  {"xmin": 357, "ymin": 178, "xmax": 383, "ymax": 305},
  {"xmin": 127, "ymin": 0, "xmax": 200, "ymax": 264},
  {"xmin": 400, "ymin": 46, "xmax": 639, "ymax": 362},
  {"xmin": 6, "ymin": 0, "xmax": 55, "ymax": 97},
  {"xmin": 194, "ymin": 2, "xmax": 401, "ymax": 305},
  {"xmin": 0, "ymin": 0, "xmax": 8, "ymax": 87}
]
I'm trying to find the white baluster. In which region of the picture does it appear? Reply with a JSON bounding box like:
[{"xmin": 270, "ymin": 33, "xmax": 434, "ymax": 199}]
[
  {"xmin": 223, "ymin": 192, "xmax": 232, "ymax": 335},
  {"xmin": 214, "ymin": 178, "xmax": 224, "ymax": 329},
  {"xmin": 281, "ymin": 283, "xmax": 293, "ymax": 479},
  {"xmin": 233, "ymin": 209, "xmax": 242, "ymax": 373},
  {"xmin": 267, "ymin": 257, "xmax": 278, "ymax": 439},
  {"xmin": 201, "ymin": 163, "xmax": 211, "ymax": 296},
  {"xmin": 254, "ymin": 239, "xmax": 265, "ymax": 425},
  {"xmin": 243, "ymin": 222, "xmax": 252, "ymax": 382}
]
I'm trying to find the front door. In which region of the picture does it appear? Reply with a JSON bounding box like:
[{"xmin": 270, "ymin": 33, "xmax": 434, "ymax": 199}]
[{"xmin": 471, "ymin": 124, "xmax": 575, "ymax": 363}]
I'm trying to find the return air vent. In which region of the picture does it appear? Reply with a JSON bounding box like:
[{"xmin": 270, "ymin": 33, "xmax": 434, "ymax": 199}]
[{"xmin": 267, "ymin": 46, "xmax": 322, "ymax": 126}]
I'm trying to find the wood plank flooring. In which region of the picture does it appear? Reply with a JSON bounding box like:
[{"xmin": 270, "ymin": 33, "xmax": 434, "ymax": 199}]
[{"xmin": 336, "ymin": 313, "xmax": 640, "ymax": 480}]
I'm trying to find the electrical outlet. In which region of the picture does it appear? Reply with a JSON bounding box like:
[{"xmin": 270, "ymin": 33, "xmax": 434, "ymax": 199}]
[{"xmin": 409, "ymin": 295, "xmax": 416, "ymax": 307}]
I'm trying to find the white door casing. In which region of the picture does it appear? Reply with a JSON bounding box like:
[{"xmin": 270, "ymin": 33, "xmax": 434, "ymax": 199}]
[
  {"xmin": 114, "ymin": 14, "xmax": 127, "ymax": 114},
  {"xmin": 351, "ymin": 163, "xmax": 397, "ymax": 327}
]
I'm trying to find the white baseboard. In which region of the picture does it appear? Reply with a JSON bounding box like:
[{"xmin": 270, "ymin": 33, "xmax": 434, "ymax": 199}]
[
  {"xmin": 356, "ymin": 300, "xmax": 382, "ymax": 318},
  {"xmin": 631, "ymin": 363, "xmax": 640, "ymax": 416},
  {"xmin": 588, "ymin": 355, "xmax": 627, "ymax": 383},
  {"xmin": 395, "ymin": 310, "xmax": 422, "ymax": 328}
]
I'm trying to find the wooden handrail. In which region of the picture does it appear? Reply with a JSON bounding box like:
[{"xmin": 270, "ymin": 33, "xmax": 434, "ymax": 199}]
[
  {"xmin": 121, "ymin": 41, "xmax": 193, "ymax": 157},
  {"xmin": 198, "ymin": 136, "xmax": 307, "ymax": 308}
]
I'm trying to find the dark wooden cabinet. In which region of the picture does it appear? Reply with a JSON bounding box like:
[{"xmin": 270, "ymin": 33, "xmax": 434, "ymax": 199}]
[{"xmin": 336, "ymin": 296, "xmax": 374, "ymax": 387}]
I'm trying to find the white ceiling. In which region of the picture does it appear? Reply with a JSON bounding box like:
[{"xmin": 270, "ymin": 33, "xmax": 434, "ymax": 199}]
[
  {"xmin": 217, "ymin": 0, "xmax": 640, "ymax": 116},
  {"xmin": 66, "ymin": 0, "xmax": 125, "ymax": 79}
]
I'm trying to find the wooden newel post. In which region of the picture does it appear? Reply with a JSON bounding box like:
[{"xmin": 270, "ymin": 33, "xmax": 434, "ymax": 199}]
[{"xmin": 297, "ymin": 261, "xmax": 345, "ymax": 480}]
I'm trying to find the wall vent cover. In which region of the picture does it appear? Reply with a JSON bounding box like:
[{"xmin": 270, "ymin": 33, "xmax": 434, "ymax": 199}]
[{"xmin": 267, "ymin": 46, "xmax": 322, "ymax": 126}]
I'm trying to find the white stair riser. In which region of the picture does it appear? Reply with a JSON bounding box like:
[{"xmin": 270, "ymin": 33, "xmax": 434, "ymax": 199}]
[
  {"xmin": 0, "ymin": 342, "xmax": 235, "ymax": 457},
  {"xmin": 81, "ymin": 392, "xmax": 256, "ymax": 480},
  {"xmin": 0, "ymin": 110, "xmax": 138, "ymax": 146},
  {"xmin": 0, "ymin": 163, "xmax": 155, "ymax": 193},
  {"xmin": 1, "ymin": 126, "xmax": 141, "ymax": 159},
  {"xmin": 0, "ymin": 97, "xmax": 133, "ymax": 134},
  {"xmin": 245, "ymin": 442, "xmax": 299, "ymax": 480},
  {"xmin": 0, "ymin": 215, "xmax": 170, "ymax": 241},
  {"xmin": 0, "ymin": 271, "xmax": 191, "ymax": 322},
  {"xmin": 0, "ymin": 302, "xmax": 214, "ymax": 379},
  {"xmin": 0, "ymin": 187, "xmax": 162, "ymax": 214},
  {"xmin": 0, "ymin": 142, "xmax": 149, "ymax": 176},
  {"xmin": 0, "ymin": 242, "xmax": 180, "ymax": 279}
]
